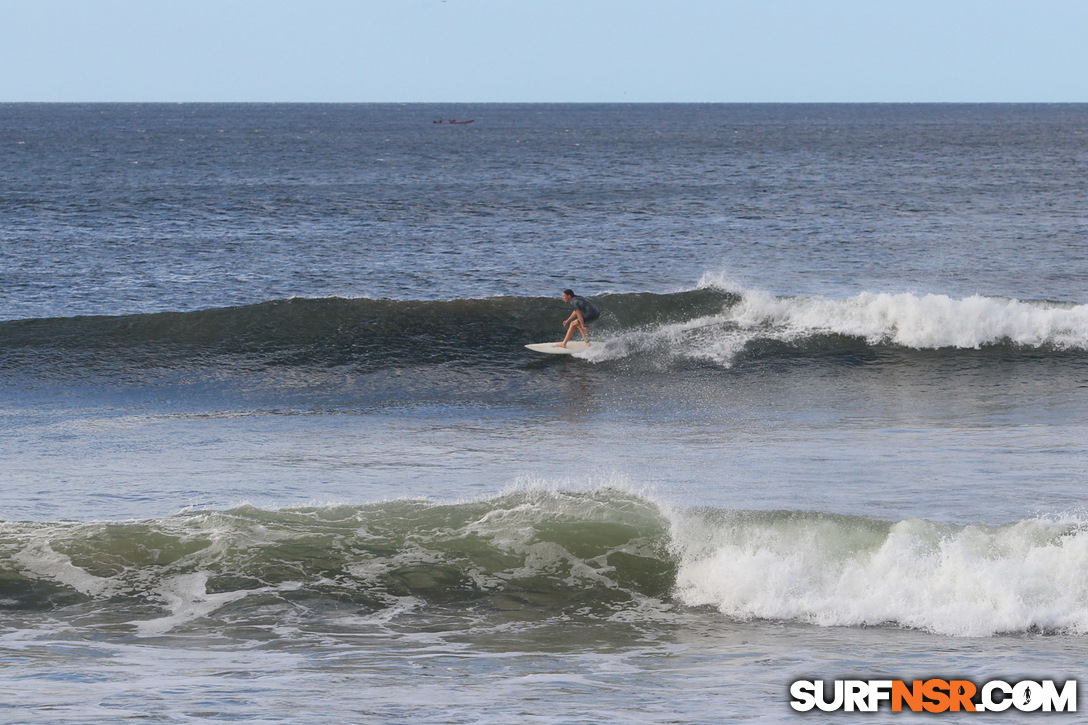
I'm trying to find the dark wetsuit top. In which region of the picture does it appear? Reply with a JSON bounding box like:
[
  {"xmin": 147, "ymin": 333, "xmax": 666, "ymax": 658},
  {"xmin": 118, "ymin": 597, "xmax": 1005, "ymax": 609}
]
[{"xmin": 571, "ymin": 296, "xmax": 600, "ymax": 324}]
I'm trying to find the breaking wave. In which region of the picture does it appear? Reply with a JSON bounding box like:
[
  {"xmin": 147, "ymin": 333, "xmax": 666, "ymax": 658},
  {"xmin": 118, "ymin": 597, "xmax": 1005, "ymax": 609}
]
[
  {"xmin": 4, "ymin": 487, "xmax": 1088, "ymax": 638},
  {"xmin": 3, "ymin": 286, "xmax": 1087, "ymax": 382},
  {"xmin": 579, "ymin": 283, "xmax": 1088, "ymax": 367}
]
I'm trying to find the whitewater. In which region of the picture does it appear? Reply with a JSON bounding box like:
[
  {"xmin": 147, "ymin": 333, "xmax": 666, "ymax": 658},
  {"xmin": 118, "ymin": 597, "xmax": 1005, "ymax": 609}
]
[
  {"xmin": 578, "ymin": 284, "xmax": 1088, "ymax": 367},
  {"xmin": 6, "ymin": 486, "xmax": 1088, "ymax": 639}
]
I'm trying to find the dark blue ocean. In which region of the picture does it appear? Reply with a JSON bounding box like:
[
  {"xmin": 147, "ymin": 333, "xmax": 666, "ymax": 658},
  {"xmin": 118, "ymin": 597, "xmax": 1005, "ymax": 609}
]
[{"xmin": 3, "ymin": 104, "xmax": 1088, "ymax": 722}]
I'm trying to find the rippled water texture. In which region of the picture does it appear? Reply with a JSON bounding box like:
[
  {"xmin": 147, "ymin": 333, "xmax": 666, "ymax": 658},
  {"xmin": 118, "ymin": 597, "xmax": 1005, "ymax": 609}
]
[{"xmin": 3, "ymin": 104, "xmax": 1088, "ymax": 722}]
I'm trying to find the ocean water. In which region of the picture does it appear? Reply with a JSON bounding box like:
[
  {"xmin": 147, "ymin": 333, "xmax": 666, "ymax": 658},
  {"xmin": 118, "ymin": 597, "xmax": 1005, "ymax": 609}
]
[{"xmin": 2, "ymin": 103, "xmax": 1088, "ymax": 722}]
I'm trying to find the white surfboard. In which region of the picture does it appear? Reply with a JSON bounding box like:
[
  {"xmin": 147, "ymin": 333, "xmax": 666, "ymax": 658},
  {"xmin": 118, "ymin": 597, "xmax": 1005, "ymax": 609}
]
[{"xmin": 525, "ymin": 341, "xmax": 591, "ymax": 355}]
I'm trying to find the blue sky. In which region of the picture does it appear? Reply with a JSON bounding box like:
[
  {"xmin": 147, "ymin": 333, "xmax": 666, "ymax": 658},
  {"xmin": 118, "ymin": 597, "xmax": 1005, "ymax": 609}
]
[{"xmin": 2, "ymin": 0, "xmax": 1087, "ymax": 102}]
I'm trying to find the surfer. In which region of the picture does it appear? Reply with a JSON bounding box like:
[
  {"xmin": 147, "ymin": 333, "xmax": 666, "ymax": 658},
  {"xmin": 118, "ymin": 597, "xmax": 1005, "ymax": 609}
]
[{"xmin": 558, "ymin": 289, "xmax": 600, "ymax": 348}]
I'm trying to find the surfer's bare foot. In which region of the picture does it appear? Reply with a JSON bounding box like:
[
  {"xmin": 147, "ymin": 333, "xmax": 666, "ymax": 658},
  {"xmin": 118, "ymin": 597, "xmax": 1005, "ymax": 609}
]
[{"xmin": 556, "ymin": 343, "xmax": 566, "ymax": 348}]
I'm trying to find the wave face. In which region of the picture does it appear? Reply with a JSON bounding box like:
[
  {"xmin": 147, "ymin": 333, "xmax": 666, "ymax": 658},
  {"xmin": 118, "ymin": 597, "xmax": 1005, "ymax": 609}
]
[
  {"xmin": 4, "ymin": 489, "xmax": 1088, "ymax": 637},
  {"xmin": 0, "ymin": 489, "xmax": 675, "ymax": 634},
  {"xmin": 4, "ymin": 287, "xmax": 1088, "ymax": 378},
  {"xmin": 0, "ymin": 290, "xmax": 732, "ymax": 379}
]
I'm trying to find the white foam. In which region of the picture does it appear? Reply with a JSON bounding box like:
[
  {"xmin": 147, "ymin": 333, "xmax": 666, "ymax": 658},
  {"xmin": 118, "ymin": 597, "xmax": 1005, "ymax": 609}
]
[
  {"xmin": 135, "ymin": 572, "xmax": 257, "ymax": 636},
  {"xmin": 731, "ymin": 290, "xmax": 1088, "ymax": 349},
  {"xmin": 671, "ymin": 511, "xmax": 1088, "ymax": 637},
  {"xmin": 12, "ymin": 540, "xmax": 112, "ymax": 598},
  {"xmin": 585, "ymin": 287, "xmax": 1088, "ymax": 367}
]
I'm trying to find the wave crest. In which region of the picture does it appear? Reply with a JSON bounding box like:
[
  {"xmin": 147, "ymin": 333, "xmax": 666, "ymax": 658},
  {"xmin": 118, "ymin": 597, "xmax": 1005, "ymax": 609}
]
[
  {"xmin": 582, "ymin": 289, "xmax": 1088, "ymax": 367},
  {"xmin": 5, "ymin": 491, "xmax": 1088, "ymax": 637},
  {"xmin": 3, "ymin": 289, "xmax": 1087, "ymax": 377},
  {"xmin": 672, "ymin": 509, "xmax": 1088, "ymax": 637},
  {"xmin": 734, "ymin": 290, "xmax": 1088, "ymax": 349},
  {"xmin": 0, "ymin": 487, "xmax": 675, "ymax": 631}
]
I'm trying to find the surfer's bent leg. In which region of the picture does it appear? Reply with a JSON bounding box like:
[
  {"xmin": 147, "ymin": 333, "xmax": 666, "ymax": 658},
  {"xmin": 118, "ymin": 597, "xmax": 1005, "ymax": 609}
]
[
  {"xmin": 559, "ymin": 312, "xmax": 585, "ymax": 347},
  {"xmin": 559, "ymin": 322, "xmax": 574, "ymax": 347}
]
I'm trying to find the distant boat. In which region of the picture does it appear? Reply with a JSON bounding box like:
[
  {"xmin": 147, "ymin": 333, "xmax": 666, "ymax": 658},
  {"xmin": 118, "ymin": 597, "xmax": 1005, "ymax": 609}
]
[{"xmin": 433, "ymin": 119, "xmax": 475, "ymax": 125}]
